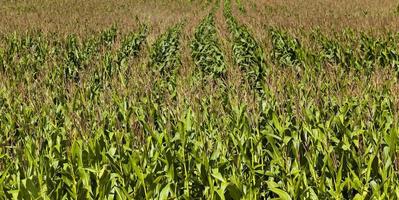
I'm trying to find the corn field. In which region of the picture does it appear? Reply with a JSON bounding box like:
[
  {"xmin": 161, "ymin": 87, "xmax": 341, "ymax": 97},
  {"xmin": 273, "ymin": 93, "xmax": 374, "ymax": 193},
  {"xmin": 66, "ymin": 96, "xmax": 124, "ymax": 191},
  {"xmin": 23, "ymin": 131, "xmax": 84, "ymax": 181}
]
[{"xmin": 1, "ymin": 0, "xmax": 399, "ymax": 199}]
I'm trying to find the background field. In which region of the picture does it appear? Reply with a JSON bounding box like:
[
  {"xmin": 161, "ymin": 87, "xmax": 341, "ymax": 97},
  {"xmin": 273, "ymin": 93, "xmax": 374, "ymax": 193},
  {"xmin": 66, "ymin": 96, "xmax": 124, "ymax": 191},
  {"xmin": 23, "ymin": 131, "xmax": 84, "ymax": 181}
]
[{"xmin": 1, "ymin": 0, "xmax": 399, "ymax": 199}]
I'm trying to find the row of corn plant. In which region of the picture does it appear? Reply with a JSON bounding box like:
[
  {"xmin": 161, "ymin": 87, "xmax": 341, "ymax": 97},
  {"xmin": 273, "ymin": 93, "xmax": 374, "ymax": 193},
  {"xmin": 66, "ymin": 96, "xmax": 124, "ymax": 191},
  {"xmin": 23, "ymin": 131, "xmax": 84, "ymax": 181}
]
[
  {"xmin": 61, "ymin": 26, "xmax": 118, "ymax": 82},
  {"xmin": 116, "ymin": 25, "xmax": 148, "ymax": 65},
  {"xmin": 270, "ymin": 28, "xmax": 307, "ymax": 68},
  {"xmin": 149, "ymin": 24, "xmax": 183, "ymax": 104},
  {"xmin": 149, "ymin": 24, "xmax": 182, "ymax": 79},
  {"xmin": 93, "ymin": 25, "xmax": 148, "ymax": 84},
  {"xmin": 223, "ymin": 0, "xmax": 265, "ymax": 90},
  {"xmin": 191, "ymin": 12, "xmax": 226, "ymax": 77}
]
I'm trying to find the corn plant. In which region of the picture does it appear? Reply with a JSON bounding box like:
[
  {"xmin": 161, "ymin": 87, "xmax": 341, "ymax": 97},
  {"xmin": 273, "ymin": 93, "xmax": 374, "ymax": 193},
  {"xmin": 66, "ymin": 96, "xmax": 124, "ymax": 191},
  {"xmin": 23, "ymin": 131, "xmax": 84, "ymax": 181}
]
[
  {"xmin": 149, "ymin": 24, "xmax": 182, "ymax": 78},
  {"xmin": 224, "ymin": 0, "xmax": 265, "ymax": 90},
  {"xmin": 1, "ymin": 32, "xmax": 49, "ymax": 79},
  {"xmin": 270, "ymin": 28, "xmax": 306, "ymax": 68},
  {"xmin": 191, "ymin": 13, "xmax": 226, "ymax": 77},
  {"xmin": 94, "ymin": 25, "xmax": 148, "ymax": 83},
  {"xmin": 116, "ymin": 25, "xmax": 148, "ymax": 65},
  {"xmin": 313, "ymin": 30, "xmax": 362, "ymax": 71},
  {"xmin": 0, "ymin": 47, "xmax": 4, "ymax": 72},
  {"xmin": 359, "ymin": 33, "xmax": 399, "ymax": 72},
  {"xmin": 236, "ymin": 0, "xmax": 246, "ymax": 13},
  {"xmin": 149, "ymin": 24, "xmax": 183, "ymax": 101},
  {"xmin": 99, "ymin": 25, "xmax": 118, "ymax": 48}
]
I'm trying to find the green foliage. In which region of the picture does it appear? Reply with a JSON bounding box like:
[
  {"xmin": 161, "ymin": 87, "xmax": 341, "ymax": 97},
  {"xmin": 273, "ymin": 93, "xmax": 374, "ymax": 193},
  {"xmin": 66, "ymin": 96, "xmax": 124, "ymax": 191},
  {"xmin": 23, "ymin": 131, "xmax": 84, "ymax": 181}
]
[
  {"xmin": 0, "ymin": 48, "xmax": 4, "ymax": 71},
  {"xmin": 270, "ymin": 28, "xmax": 306, "ymax": 67},
  {"xmin": 117, "ymin": 25, "xmax": 148, "ymax": 63},
  {"xmin": 191, "ymin": 13, "xmax": 226, "ymax": 77},
  {"xmin": 1, "ymin": 1, "xmax": 399, "ymax": 199},
  {"xmin": 236, "ymin": 0, "xmax": 246, "ymax": 13},
  {"xmin": 150, "ymin": 24, "xmax": 182, "ymax": 77},
  {"xmin": 1, "ymin": 32, "xmax": 49, "ymax": 78},
  {"xmin": 359, "ymin": 33, "xmax": 399, "ymax": 71},
  {"xmin": 224, "ymin": 0, "xmax": 265, "ymax": 90},
  {"xmin": 312, "ymin": 30, "xmax": 399, "ymax": 73},
  {"xmin": 148, "ymin": 24, "xmax": 183, "ymax": 105}
]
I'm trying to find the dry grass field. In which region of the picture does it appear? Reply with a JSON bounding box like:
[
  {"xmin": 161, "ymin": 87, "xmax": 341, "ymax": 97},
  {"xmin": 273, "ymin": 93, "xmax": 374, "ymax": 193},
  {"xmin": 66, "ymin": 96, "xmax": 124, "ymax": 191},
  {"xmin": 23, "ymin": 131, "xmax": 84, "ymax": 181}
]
[
  {"xmin": 1, "ymin": 0, "xmax": 399, "ymax": 199},
  {"xmin": 1, "ymin": 0, "xmax": 398, "ymax": 33}
]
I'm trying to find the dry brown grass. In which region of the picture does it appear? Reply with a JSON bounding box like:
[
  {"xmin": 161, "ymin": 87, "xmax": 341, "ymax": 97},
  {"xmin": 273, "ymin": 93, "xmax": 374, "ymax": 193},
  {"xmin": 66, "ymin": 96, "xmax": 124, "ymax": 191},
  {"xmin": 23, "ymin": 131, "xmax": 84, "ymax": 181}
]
[
  {"xmin": 243, "ymin": 0, "xmax": 399, "ymax": 32},
  {"xmin": 3, "ymin": 0, "xmax": 397, "ymax": 36},
  {"xmin": 0, "ymin": 0, "xmax": 206, "ymax": 37}
]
